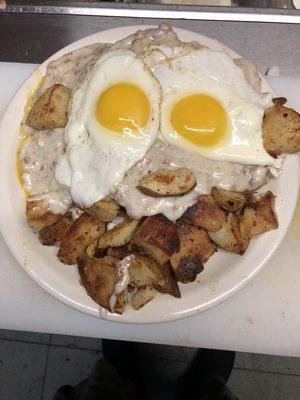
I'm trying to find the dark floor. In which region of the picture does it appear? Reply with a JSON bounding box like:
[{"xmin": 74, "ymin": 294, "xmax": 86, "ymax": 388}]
[{"xmin": 0, "ymin": 329, "xmax": 299, "ymax": 400}]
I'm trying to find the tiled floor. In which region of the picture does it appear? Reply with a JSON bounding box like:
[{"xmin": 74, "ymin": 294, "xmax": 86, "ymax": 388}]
[{"xmin": 0, "ymin": 329, "xmax": 299, "ymax": 400}]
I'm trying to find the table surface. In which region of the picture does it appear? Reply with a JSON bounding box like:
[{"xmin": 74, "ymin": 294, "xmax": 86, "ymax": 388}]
[{"xmin": 0, "ymin": 15, "xmax": 300, "ymax": 356}]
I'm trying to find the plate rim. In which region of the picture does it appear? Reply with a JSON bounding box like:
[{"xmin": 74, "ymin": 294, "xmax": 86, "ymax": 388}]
[{"xmin": 0, "ymin": 25, "xmax": 299, "ymax": 324}]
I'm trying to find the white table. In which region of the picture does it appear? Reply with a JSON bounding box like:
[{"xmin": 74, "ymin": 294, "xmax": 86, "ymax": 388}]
[{"xmin": 1, "ymin": 62, "xmax": 299, "ymax": 357}]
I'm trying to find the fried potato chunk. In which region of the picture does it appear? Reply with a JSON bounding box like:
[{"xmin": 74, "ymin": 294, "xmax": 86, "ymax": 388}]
[
  {"xmin": 78, "ymin": 256, "xmax": 119, "ymax": 310},
  {"xmin": 208, "ymin": 213, "xmax": 250, "ymax": 255},
  {"xmin": 181, "ymin": 195, "xmax": 226, "ymax": 232},
  {"xmin": 134, "ymin": 214, "xmax": 180, "ymax": 264},
  {"xmin": 26, "ymin": 197, "xmax": 62, "ymax": 233},
  {"xmin": 97, "ymin": 219, "xmax": 140, "ymax": 249},
  {"xmin": 211, "ymin": 187, "xmax": 246, "ymax": 213},
  {"xmin": 131, "ymin": 286, "xmax": 156, "ymax": 310},
  {"xmin": 129, "ymin": 254, "xmax": 180, "ymax": 298},
  {"xmin": 58, "ymin": 213, "xmax": 106, "ymax": 265},
  {"xmin": 106, "ymin": 245, "xmax": 133, "ymax": 259},
  {"xmin": 171, "ymin": 222, "xmax": 217, "ymax": 283},
  {"xmin": 39, "ymin": 212, "xmax": 74, "ymax": 246},
  {"xmin": 114, "ymin": 289, "xmax": 128, "ymax": 314},
  {"xmin": 138, "ymin": 168, "xmax": 196, "ymax": 197},
  {"xmin": 85, "ymin": 198, "xmax": 120, "ymax": 222},
  {"xmin": 26, "ymin": 84, "xmax": 71, "ymax": 130},
  {"xmin": 86, "ymin": 240, "xmax": 98, "ymax": 258},
  {"xmin": 263, "ymin": 98, "xmax": 300, "ymax": 157},
  {"xmin": 239, "ymin": 191, "xmax": 278, "ymax": 238}
]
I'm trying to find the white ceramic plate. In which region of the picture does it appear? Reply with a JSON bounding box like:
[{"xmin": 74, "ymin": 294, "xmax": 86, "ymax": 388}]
[{"xmin": 0, "ymin": 25, "xmax": 298, "ymax": 324}]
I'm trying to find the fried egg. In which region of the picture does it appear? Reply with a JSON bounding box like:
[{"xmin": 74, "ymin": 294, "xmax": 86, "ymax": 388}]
[
  {"xmin": 55, "ymin": 49, "xmax": 161, "ymax": 207},
  {"xmin": 153, "ymin": 47, "xmax": 281, "ymax": 168}
]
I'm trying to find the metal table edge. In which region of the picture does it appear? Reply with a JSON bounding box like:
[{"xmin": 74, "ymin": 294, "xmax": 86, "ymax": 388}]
[{"xmin": 1, "ymin": 3, "xmax": 300, "ymax": 24}]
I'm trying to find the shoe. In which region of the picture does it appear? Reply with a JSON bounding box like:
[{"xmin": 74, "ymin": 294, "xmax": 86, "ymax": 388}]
[
  {"xmin": 174, "ymin": 349, "xmax": 236, "ymax": 400},
  {"xmin": 53, "ymin": 385, "xmax": 75, "ymax": 400}
]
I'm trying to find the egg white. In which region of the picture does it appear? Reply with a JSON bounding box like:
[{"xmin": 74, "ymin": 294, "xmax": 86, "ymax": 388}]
[
  {"xmin": 55, "ymin": 49, "xmax": 161, "ymax": 207},
  {"xmin": 153, "ymin": 47, "xmax": 281, "ymax": 168}
]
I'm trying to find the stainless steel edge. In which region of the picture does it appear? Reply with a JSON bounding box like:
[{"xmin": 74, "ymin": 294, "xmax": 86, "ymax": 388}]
[{"xmin": 1, "ymin": 4, "xmax": 300, "ymax": 23}]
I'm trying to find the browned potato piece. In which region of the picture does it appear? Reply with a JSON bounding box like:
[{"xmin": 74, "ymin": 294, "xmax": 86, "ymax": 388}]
[
  {"xmin": 106, "ymin": 245, "xmax": 133, "ymax": 259},
  {"xmin": 78, "ymin": 256, "xmax": 119, "ymax": 310},
  {"xmin": 171, "ymin": 222, "xmax": 217, "ymax": 283},
  {"xmin": 129, "ymin": 254, "xmax": 180, "ymax": 298},
  {"xmin": 114, "ymin": 289, "xmax": 128, "ymax": 314},
  {"xmin": 131, "ymin": 286, "xmax": 156, "ymax": 310},
  {"xmin": 263, "ymin": 98, "xmax": 300, "ymax": 157},
  {"xmin": 181, "ymin": 195, "xmax": 226, "ymax": 232},
  {"xmin": 240, "ymin": 191, "xmax": 278, "ymax": 238},
  {"xmin": 85, "ymin": 198, "xmax": 120, "ymax": 222},
  {"xmin": 26, "ymin": 84, "xmax": 71, "ymax": 130},
  {"xmin": 97, "ymin": 219, "xmax": 139, "ymax": 249},
  {"xmin": 86, "ymin": 241, "xmax": 108, "ymax": 258},
  {"xmin": 39, "ymin": 212, "xmax": 74, "ymax": 246},
  {"xmin": 86, "ymin": 240, "xmax": 98, "ymax": 258},
  {"xmin": 58, "ymin": 212, "xmax": 106, "ymax": 265},
  {"xmin": 138, "ymin": 168, "xmax": 196, "ymax": 197},
  {"xmin": 208, "ymin": 213, "xmax": 249, "ymax": 255},
  {"xmin": 26, "ymin": 197, "xmax": 62, "ymax": 233},
  {"xmin": 134, "ymin": 214, "xmax": 180, "ymax": 264},
  {"xmin": 211, "ymin": 187, "xmax": 246, "ymax": 213}
]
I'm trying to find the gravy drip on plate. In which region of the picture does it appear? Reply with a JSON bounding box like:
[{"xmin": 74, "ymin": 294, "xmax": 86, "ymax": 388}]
[
  {"xmin": 109, "ymin": 255, "xmax": 135, "ymax": 312},
  {"xmin": 115, "ymin": 140, "xmax": 267, "ymax": 221}
]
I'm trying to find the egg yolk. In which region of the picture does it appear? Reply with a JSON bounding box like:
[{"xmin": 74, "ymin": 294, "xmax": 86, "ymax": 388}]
[
  {"xmin": 96, "ymin": 83, "xmax": 150, "ymax": 135},
  {"xmin": 170, "ymin": 94, "xmax": 227, "ymax": 147}
]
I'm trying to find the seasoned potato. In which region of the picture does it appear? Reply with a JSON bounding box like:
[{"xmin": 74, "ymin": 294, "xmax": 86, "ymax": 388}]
[
  {"xmin": 171, "ymin": 222, "xmax": 217, "ymax": 283},
  {"xmin": 181, "ymin": 195, "xmax": 226, "ymax": 232},
  {"xmin": 58, "ymin": 212, "xmax": 106, "ymax": 265},
  {"xmin": 39, "ymin": 212, "xmax": 74, "ymax": 246},
  {"xmin": 26, "ymin": 84, "xmax": 71, "ymax": 130},
  {"xmin": 129, "ymin": 254, "xmax": 180, "ymax": 298},
  {"xmin": 240, "ymin": 191, "xmax": 278, "ymax": 238},
  {"xmin": 208, "ymin": 213, "xmax": 249, "ymax": 255},
  {"xmin": 86, "ymin": 241, "xmax": 98, "ymax": 258},
  {"xmin": 138, "ymin": 168, "xmax": 196, "ymax": 197},
  {"xmin": 78, "ymin": 256, "xmax": 119, "ymax": 310},
  {"xmin": 86, "ymin": 240, "xmax": 107, "ymax": 258},
  {"xmin": 97, "ymin": 219, "xmax": 139, "ymax": 249},
  {"xmin": 263, "ymin": 98, "xmax": 300, "ymax": 157},
  {"xmin": 106, "ymin": 245, "xmax": 133, "ymax": 259},
  {"xmin": 171, "ymin": 255, "xmax": 202, "ymax": 284},
  {"xmin": 131, "ymin": 286, "xmax": 156, "ymax": 310},
  {"xmin": 211, "ymin": 187, "xmax": 246, "ymax": 213},
  {"xmin": 87, "ymin": 242, "xmax": 133, "ymax": 260},
  {"xmin": 85, "ymin": 198, "xmax": 120, "ymax": 222},
  {"xmin": 134, "ymin": 214, "xmax": 180, "ymax": 264},
  {"xmin": 114, "ymin": 289, "xmax": 128, "ymax": 314},
  {"xmin": 26, "ymin": 197, "xmax": 62, "ymax": 233}
]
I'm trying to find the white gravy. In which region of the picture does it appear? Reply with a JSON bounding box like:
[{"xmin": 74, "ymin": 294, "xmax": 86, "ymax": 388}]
[
  {"xmin": 115, "ymin": 140, "xmax": 267, "ymax": 221},
  {"xmin": 20, "ymin": 44, "xmax": 108, "ymax": 213},
  {"xmin": 20, "ymin": 24, "xmax": 272, "ymax": 219}
]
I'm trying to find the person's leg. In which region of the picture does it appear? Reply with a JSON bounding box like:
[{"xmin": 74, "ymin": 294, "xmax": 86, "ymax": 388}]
[
  {"xmin": 102, "ymin": 339, "xmax": 140, "ymax": 399},
  {"xmin": 175, "ymin": 349, "xmax": 239, "ymax": 400},
  {"xmin": 190, "ymin": 375, "xmax": 239, "ymax": 400},
  {"xmin": 53, "ymin": 358, "xmax": 133, "ymax": 400},
  {"xmin": 53, "ymin": 342, "xmax": 239, "ymax": 400}
]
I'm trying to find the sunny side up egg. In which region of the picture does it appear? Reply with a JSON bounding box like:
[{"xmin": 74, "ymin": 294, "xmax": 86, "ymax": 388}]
[
  {"xmin": 153, "ymin": 47, "xmax": 281, "ymax": 168},
  {"xmin": 55, "ymin": 49, "xmax": 161, "ymax": 207}
]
